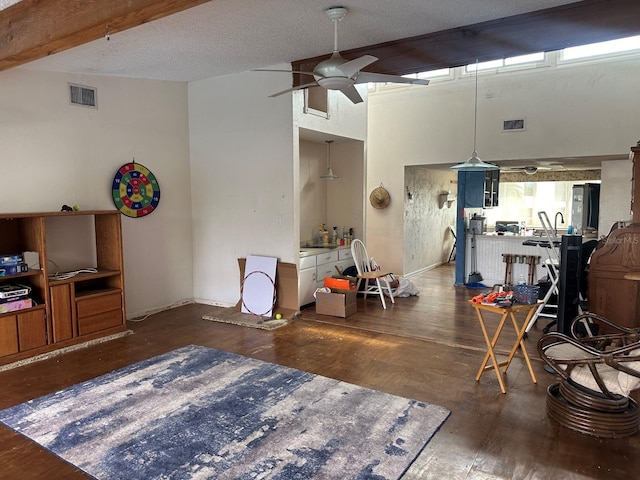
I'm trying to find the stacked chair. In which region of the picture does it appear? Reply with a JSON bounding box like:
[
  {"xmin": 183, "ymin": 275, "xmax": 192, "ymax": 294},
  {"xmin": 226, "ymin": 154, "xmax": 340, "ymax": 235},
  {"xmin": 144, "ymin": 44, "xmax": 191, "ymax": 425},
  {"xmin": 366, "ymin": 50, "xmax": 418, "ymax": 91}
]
[{"xmin": 538, "ymin": 313, "xmax": 640, "ymax": 438}]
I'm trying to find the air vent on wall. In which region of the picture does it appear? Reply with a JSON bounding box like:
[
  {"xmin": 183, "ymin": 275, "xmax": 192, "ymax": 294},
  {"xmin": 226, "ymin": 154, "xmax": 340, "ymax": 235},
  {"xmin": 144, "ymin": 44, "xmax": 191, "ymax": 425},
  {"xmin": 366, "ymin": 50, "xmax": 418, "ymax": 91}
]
[
  {"xmin": 69, "ymin": 83, "xmax": 97, "ymax": 108},
  {"xmin": 502, "ymin": 118, "xmax": 525, "ymax": 131}
]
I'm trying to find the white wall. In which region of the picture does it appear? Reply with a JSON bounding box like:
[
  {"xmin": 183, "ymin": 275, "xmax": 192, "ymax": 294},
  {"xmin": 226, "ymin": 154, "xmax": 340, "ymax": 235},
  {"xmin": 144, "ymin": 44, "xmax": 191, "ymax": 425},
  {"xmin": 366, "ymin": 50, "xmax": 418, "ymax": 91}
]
[
  {"xmin": 189, "ymin": 69, "xmax": 296, "ymax": 307},
  {"xmin": 299, "ymin": 140, "xmax": 327, "ymax": 242},
  {"xmin": 293, "ymin": 86, "xmax": 368, "ymax": 142},
  {"xmin": 600, "ymin": 158, "xmax": 633, "ymax": 233},
  {"xmin": 0, "ymin": 69, "xmax": 194, "ymax": 318},
  {"xmin": 368, "ymin": 56, "xmax": 640, "ymax": 274},
  {"xmin": 300, "ymin": 139, "xmax": 364, "ymax": 244},
  {"xmin": 326, "ymin": 141, "xmax": 365, "ymax": 242},
  {"xmin": 404, "ymin": 167, "xmax": 457, "ymax": 274},
  {"xmin": 294, "ymin": 86, "xmax": 368, "ymax": 252}
]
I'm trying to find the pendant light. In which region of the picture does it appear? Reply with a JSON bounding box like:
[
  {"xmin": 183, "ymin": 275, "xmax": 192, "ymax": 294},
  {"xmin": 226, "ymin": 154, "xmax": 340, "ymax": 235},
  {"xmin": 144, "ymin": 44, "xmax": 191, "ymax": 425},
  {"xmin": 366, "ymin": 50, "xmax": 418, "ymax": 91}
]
[
  {"xmin": 321, "ymin": 140, "xmax": 339, "ymax": 179},
  {"xmin": 451, "ymin": 60, "xmax": 499, "ymax": 172}
]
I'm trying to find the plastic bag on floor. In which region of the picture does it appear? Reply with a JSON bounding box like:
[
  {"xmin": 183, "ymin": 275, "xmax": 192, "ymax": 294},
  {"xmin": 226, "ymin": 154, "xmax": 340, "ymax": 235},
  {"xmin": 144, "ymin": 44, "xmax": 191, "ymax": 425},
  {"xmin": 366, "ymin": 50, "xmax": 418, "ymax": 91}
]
[{"xmin": 384, "ymin": 276, "xmax": 420, "ymax": 297}]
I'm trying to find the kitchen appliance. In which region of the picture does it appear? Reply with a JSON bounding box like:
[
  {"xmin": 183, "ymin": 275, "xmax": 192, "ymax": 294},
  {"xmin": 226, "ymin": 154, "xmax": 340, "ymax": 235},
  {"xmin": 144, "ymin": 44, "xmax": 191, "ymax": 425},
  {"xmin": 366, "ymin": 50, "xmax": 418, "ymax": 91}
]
[
  {"xmin": 469, "ymin": 214, "xmax": 486, "ymax": 235},
  {"xmin": 571, "ymin": 183, "xmax": 600, "ymax": 233}
]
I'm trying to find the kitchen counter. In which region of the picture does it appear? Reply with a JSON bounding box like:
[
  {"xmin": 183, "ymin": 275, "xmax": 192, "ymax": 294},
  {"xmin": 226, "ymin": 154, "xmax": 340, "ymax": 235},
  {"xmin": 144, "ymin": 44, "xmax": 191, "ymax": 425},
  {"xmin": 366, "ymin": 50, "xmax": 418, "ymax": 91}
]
[
  {"xmin": 465, "ymin": 232, "xmax": 598, "ymax": 286},
  {"xmin": 475, "ymin": 230, "xmax": 597, "ymax": 239},
  {"xmin": 299, "ymin": 244, "xmax": 351, "ymax": 257},
  {"xmin": 465, "ymin": 234, "xmax": 550, "ymax": 286},
  {"xmin": 298, "ymin": 245, "xmax": 355, "ymax": 306}
]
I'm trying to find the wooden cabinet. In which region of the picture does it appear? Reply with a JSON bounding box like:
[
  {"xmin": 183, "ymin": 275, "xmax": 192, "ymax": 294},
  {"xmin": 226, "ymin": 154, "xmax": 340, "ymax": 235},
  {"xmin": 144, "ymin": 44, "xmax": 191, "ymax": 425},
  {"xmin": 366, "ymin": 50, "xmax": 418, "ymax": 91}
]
[
  {"xmin": 16, "ymin": 309, "xmax": 47, "ymax": 351},
  {"xmin": 588, "ymin": 146, "xmax": 640, "ymax": 329},
  {"xmin": 299, "ymin": 247, "xmax": 355, "ymax": 307},
  {"xmin": 484, "ymin": 169, "xmax": 500, "ymax": 208},
  {"xmin": 315, "ymin": 250, "xmax": 340, "ymax": 288},
  {"xmin": 299, "ymin": 256, "xmax": 317, "ymax": 307},
  {"xmin": 0, "ymin": 315, "xmax": 19, "ymax": 356},
  {"xmin": 336, "ymin": 247, "xmax": 354, "ymax": 273},
  {"xmin": 0, "ymin": 211, "xmax": 126, "ymax": 366},
  {"xmin": 50, "ymin": 284, "xmax": 74, "ymax": 342}
]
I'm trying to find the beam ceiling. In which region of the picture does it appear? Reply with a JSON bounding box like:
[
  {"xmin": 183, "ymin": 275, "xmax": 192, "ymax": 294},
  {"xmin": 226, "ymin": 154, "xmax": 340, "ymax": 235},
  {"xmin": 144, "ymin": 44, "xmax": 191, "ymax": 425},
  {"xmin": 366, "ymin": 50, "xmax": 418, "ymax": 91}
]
[
  {"xmin": 293, "ymin": 0, "xmax": 640, "ymax": 82},
  {"xmin": 0, "ymin": 0, "xmax": 210, "ymax": 73}
]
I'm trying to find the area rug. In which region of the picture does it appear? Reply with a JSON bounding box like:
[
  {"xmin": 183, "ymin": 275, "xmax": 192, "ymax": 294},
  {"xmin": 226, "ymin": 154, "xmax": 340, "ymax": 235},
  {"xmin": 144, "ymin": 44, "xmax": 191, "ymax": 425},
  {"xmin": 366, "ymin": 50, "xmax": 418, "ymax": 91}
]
[
  {"xmin": 0, "ymin": 345, "xmax": 450, "ymax": 479},
  {"xmin": 203, "ymin": 306, "xmax": 288, "ymax": 330}
]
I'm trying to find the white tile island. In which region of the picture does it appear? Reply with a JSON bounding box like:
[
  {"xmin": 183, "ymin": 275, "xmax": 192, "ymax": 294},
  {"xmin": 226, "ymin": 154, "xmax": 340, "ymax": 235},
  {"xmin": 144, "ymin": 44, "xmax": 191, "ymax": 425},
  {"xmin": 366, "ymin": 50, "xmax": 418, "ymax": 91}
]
[{"xmin": 464, "ymin": 234, "xmax": 552, "ymax": 287}]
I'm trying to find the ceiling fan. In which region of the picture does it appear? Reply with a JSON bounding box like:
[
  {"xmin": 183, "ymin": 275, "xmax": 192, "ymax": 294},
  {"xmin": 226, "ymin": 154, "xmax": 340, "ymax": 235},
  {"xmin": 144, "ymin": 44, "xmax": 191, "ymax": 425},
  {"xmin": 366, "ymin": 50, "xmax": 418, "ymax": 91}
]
[
  {"xmin": 503, "ymin": 163, "xmax": 567, "ymax": 174},
  {"xmin": 506, "ymin": 166, "xmax": 551, "ymax": 175},
  {"xmin": 257, "ymin": 7, "xmax": 429, "ymax": 104}
]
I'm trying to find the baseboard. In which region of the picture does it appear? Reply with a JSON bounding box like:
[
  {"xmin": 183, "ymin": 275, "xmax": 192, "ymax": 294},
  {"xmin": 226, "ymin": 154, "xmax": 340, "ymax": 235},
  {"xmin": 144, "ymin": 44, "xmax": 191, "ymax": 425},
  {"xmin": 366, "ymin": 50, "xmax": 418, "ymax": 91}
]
[
  {"xmin": 127, "ymin": 298, "xmax": 196, "ymax": 321},
  {"xmin": 0, "ymin": 330, "xmax": 133, "ymax": 372},
  {"xmin": 404, "ymin": 262, "xmax": 443, "ymax": 278}
]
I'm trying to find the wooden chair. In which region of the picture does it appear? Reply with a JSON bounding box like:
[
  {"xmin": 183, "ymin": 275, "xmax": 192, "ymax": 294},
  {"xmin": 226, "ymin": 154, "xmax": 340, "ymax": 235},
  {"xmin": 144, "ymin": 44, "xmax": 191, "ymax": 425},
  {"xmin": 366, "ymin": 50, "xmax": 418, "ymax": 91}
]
[
  {"xmin": 537, "ymin": 313, "xmax": 640, "ymax": 438},
  {"xmin": 350, "ymin": 239, "xmax": 395, "ymax": 309}
]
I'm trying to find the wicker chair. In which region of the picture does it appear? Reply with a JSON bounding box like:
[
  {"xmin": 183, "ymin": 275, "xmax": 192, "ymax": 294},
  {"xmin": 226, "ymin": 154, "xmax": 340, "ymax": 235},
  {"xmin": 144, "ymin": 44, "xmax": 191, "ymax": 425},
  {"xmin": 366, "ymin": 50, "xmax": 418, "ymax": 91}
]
[{"xmin": 537, "ymin": 313, "xmax": 640, "ymax": 438}]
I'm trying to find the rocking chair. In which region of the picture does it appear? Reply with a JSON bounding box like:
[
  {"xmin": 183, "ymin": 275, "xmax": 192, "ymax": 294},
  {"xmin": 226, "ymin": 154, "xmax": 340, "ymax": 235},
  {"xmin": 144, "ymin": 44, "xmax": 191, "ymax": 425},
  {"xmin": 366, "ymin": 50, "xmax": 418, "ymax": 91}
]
[{"xmin": 538, "ymin": 313, "xmax": 640, "ymax": 438}]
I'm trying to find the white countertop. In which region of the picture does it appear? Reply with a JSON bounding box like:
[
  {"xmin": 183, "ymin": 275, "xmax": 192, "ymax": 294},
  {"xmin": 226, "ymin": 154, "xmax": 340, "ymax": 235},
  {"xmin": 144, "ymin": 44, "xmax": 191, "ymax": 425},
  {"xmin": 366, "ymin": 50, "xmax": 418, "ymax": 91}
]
[
  {"xmin": 299, "ymin": 245, "xmax": 351, "ymax": 257},
  {"xmin": 474, "ymin": 232, "xmax": 597, "ymax": 240}
]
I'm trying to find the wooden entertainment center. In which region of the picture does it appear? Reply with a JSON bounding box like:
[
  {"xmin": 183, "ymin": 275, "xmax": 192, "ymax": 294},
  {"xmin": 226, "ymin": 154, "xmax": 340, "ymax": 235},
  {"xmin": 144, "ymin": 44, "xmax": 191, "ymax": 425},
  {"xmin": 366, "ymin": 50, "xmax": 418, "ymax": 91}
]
[
  {"xmin": 588, "ymin": 146, "xmax": 640, "ymax": 328},
  {"xmin": 0, "ymin": 210, "xmax": 126, "ymax": 366}
]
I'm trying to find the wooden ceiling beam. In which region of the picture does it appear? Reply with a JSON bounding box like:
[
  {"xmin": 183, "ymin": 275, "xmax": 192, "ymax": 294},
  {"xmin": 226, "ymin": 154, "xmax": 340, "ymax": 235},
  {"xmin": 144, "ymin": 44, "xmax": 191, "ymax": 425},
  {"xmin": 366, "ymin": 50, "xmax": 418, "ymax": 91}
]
[
  {"xmin": 0, "ymin": 0, "xmax": 211, "ymax": 72},
  {"xmin": 292, "ymin": 0, "xmax": 640, "ymax": 83}
]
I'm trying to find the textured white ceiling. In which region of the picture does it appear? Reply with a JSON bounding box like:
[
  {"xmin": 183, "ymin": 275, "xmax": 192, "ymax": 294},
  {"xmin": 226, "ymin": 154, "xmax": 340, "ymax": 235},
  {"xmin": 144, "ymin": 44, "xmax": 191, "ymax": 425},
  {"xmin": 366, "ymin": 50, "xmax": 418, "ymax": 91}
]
[
  {"xmin": 18, "ymin": 0, "xmax": 580, "ymax": 82},
  {"xmin": 0, "ymin": 0, "xmax": 20, "ymax": 11}
]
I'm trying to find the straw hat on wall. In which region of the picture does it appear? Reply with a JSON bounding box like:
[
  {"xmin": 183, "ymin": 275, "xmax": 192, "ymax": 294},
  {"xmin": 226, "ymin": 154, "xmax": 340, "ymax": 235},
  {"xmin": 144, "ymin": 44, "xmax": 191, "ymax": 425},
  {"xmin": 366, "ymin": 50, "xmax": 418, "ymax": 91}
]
[{"xmin": 369, "ymin": 185, "xmax": 390, "ymax": 209}]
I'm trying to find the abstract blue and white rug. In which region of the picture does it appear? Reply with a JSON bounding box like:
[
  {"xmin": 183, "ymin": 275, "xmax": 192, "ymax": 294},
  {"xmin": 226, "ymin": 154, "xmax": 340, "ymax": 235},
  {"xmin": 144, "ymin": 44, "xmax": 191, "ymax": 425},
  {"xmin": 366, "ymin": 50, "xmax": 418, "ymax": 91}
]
[{"xmin": 0, "ymin": 345, "xmax": 450, "ymax": 479}]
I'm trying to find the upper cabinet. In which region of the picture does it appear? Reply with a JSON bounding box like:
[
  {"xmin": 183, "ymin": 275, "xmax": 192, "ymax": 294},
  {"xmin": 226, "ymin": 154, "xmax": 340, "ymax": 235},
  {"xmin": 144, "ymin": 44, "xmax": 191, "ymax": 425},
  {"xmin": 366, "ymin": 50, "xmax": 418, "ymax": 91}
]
[{"xmin": 484, "ymin": 170, "xmax": 500, "ymax": 208}]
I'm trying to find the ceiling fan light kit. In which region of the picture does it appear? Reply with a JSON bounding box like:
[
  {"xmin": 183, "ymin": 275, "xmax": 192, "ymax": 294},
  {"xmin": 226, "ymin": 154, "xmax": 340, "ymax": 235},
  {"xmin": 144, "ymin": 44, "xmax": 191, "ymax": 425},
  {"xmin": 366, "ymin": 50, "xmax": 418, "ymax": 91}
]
[
  {"xmin": 260, "ymin": 7, "xmax": 429, "ymax": 104},
  {"xmin": 451, "ymin": 60, "xmax": 499, "ymax": 172},
  {"xmin": 320, "ymin": 140, "xmax": 338, "ymax": 179}
]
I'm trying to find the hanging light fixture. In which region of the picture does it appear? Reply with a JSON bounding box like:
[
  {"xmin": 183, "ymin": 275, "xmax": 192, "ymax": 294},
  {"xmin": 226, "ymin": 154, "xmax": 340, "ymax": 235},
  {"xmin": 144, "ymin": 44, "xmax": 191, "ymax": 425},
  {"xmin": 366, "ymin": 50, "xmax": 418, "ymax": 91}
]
[
  {"xmin": 451, "ymin": 60, "xmax": 499, "ymax": 172},
  {"xmin": 321, "ymin": 140, "xmax": 339, "ymax": 179}
]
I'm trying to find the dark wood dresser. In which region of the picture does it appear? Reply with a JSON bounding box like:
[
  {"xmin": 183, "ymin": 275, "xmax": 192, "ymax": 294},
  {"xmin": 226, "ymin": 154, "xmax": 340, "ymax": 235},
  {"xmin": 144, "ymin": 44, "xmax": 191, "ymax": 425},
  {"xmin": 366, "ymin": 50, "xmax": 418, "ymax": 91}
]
[{"xmin": 588, "ymin": 146, "xmax": 640, "ymax": 328}]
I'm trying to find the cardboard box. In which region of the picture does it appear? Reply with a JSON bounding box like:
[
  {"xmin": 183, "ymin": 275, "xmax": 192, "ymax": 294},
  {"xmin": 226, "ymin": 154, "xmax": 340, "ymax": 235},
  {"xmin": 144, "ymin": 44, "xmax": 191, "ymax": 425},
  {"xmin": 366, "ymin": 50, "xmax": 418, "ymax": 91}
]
[
  {"xmin": 315, "ymin": 288, "xmax": 357, "ymax": 318},
  {"xmin": 236, "ymin": 258, "xmax": 299, "ymax": 320}
]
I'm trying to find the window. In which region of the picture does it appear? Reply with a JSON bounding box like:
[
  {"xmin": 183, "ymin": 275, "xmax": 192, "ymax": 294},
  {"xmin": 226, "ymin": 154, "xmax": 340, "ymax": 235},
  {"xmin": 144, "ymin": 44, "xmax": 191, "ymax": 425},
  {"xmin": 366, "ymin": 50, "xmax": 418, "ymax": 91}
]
[
  {"xmin": 465, "ymin": 53, "xmax": 545, "ymax": 73},
  {"xmin": 373, "ymin": 68, "xmax": 451, "ymax": 89},
  {"xmin": 414, "ymin": 68, "xmax": 451, "ymax": 80},
  {"xmin": 482, "ymin": 180, "xmax": 600, "ymax": 230},
  {"xmin": 562, "ymin": 34, "xmax": 640, "ymax": 61},
  {"xmin": 303, "ymin": 87, "xmax": 329, "ymax": 118}
]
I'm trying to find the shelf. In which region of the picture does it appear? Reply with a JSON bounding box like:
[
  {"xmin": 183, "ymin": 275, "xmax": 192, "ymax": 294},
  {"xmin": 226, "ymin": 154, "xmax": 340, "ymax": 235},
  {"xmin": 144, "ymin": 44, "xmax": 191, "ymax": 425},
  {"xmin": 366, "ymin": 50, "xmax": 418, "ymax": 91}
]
[
  {"xmin": 0, "ymin": 210, "xmax": 118, "ymax": 220},
  {"xmin": 75, "ymin": 287, "xmax": 122, "ymax": 299},
  {"xmin": 0, "ymin": 269, "xmax": 42, "ymax": 281},
  {"xmin": 48, "ymin": 269, "xmax": 121, "ymax": 286},
  {"xmin": 0, "ymin": 303, "xmax": 45, "ymax": 319}
]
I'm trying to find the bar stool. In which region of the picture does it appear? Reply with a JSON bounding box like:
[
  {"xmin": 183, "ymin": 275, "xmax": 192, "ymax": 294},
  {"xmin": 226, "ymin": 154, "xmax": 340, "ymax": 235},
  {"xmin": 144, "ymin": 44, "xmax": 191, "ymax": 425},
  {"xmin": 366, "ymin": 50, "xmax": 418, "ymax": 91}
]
[
  {"xmin": 526, "ymin": 255, "xmax": 541, "ymax": 284},
  {"xmin": 502, "ymin": 253, "xmax": 515, "ymax": 287}
]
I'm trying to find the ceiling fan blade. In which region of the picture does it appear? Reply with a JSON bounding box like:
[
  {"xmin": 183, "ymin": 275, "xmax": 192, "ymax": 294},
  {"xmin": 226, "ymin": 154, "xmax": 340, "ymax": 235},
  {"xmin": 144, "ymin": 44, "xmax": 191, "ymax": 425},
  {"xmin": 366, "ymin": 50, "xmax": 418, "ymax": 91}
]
[
  {"xmin": 254, "ymin": 69, "xmax": 317, "ymax": 77},
  {"xmin": 337, "ymin": 55, "xmax": 378, "ymax": 78},
  {"xmin": 338, "ymin": 85, "xmax": 364, "ymax": 104},
  {"xmin": 269, "ymin": 81, "xmax": 318, "ymax": 98},
  {"xmin": 355, "ymin": 72, "xmax": 430, "ymax": 85}
]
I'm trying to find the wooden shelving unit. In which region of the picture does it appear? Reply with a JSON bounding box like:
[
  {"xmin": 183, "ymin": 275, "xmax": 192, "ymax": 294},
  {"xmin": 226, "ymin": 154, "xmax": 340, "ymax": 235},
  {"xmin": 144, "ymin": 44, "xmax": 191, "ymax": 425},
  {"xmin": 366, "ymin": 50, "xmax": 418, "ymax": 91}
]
[{"xmin": 0, "ymin": 210, "xmax": 126, "ymax": 365}]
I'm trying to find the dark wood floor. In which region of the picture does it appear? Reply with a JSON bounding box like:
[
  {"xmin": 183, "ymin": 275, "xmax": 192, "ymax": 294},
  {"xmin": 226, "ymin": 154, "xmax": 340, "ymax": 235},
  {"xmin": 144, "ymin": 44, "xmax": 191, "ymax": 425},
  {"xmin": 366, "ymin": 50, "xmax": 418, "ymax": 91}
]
[{"xmin": 0, "ymin": 264, "xmax": 638, "ymax": 479}]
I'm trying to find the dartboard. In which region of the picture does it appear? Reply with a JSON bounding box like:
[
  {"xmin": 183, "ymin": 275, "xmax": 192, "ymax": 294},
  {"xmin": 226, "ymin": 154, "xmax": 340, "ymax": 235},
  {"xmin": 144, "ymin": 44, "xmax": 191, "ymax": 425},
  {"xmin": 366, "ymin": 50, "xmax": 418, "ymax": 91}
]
[{"xmin": 112, "ymin": 162, "xmax": 160, "ymax": 218}]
